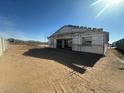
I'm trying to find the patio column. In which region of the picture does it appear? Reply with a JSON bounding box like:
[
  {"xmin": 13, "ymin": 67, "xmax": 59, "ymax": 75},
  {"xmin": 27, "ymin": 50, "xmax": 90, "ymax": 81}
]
[{"xmin": 62, "ymin": 40, "xmax": 65, "ymax": 48}]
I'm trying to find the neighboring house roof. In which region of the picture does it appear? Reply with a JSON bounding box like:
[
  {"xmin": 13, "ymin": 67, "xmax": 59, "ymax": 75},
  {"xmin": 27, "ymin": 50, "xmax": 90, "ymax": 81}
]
[{"xmin": 48, "ymin": 25, "xmax": 104, "ymax": 38}]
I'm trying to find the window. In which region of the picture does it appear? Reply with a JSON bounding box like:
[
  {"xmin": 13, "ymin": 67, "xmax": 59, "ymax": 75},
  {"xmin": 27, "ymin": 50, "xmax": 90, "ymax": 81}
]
[{"xmin": 82, "ymin": 37, "xmax": 92, "ymax": 46}]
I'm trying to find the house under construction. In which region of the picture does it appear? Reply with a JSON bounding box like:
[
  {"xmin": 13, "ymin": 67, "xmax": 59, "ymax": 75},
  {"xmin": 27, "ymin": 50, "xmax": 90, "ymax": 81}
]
[{"xmin": 48, "ymin": 25, "xmax": 109, "ymax": 55}]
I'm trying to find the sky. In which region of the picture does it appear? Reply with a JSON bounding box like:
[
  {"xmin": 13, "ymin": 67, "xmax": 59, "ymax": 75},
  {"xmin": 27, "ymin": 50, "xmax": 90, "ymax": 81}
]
[{"xmin": 0, "ymin": 0, "xmax": 124, "ymax": 43}]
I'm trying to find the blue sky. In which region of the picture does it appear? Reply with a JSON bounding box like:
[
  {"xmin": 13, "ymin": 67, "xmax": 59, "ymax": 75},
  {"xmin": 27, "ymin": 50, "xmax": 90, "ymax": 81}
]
[{"xmin": 0, "ymin": 0, "xmax": 124, "ymax": 43}]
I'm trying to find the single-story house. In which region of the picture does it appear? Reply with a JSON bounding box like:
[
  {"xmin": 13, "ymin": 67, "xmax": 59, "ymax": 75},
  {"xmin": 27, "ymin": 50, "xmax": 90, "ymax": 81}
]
[{"xmin": 48, "ymin": 25, "xmax": 109, "ymax": 55}]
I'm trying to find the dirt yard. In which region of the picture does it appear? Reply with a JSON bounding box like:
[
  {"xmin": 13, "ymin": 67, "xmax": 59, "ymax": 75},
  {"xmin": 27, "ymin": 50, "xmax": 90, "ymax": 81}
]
[{"xmin": 0, "ymin": 45, "xmax": 124, "ymax": 93}]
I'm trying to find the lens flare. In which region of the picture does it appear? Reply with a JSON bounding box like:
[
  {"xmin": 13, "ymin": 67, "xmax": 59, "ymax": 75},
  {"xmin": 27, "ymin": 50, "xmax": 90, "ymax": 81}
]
[{"xmin": 91, "ymin": 0, "xmax": 123, "ymax": 17}]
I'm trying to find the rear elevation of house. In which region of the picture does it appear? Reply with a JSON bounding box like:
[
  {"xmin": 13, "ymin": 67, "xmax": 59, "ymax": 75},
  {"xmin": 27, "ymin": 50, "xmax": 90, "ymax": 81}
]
[{"xmin": 48, "ymin": 25, "xmax": 109, "ymax": 55}]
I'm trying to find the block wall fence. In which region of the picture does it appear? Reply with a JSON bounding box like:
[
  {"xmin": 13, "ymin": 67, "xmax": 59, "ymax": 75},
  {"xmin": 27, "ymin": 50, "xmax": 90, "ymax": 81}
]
[{"xmin": 0, "ymin": 38, "xmax": 8, "ymax": 56}]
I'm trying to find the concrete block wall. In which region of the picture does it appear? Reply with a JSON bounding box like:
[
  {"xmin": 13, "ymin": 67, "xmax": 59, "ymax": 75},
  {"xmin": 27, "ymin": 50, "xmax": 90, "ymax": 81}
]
[
  {"xmin": 0, "ymin": 38, "xmax": 3, "ymax": 56},
  {"xmin": 49, "ymin": 32, "xmax": 107, "ymax": 54},
  {"xmin": 0, "ymin": 38, "xmax": 8, "ymax": 56},
  {"xmin": 48, "ymin": 25, "xmax": 109, "ymax": 55},
  {"xmin": 72, "ymin": 32, "xmax": 105, "ymax": 54}
]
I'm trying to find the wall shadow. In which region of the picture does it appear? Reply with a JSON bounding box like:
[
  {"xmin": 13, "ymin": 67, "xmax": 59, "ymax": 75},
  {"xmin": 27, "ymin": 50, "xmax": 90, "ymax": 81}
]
[
  {"xmin": 23, "ymin": 48, "xmax": 103, "ymax": 74},
  {"xmin": 115, "ymin": 48, "xmax": 124, "ymax": 55}
]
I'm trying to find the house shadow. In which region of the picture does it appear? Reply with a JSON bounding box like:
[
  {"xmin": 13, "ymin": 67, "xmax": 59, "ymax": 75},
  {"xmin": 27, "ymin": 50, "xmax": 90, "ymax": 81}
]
[
  {"xmin": 115, "ymin": 48, "xmax": 124, "ymax": 55},
  {"xmin": 23, "ymin": 48, "xmax": 103, "ymax": 74}
]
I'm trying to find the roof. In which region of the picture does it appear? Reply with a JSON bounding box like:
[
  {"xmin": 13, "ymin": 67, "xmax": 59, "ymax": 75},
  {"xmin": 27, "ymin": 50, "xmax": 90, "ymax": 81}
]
[{"xmin": 48, "ymin": 25, "xmax": 104, "ymax": 38}]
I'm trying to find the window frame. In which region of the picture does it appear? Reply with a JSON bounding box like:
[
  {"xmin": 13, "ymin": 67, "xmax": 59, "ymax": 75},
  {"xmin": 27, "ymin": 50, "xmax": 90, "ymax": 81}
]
[{"xmin": 82, "ymin": 36, "xmax": 92, "ymax": 46}]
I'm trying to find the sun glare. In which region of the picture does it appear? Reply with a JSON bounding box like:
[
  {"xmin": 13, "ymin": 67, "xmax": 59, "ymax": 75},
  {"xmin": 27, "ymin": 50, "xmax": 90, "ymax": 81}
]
[
  {"xmin": 112, "ymin": 0, "xmax": 122, "ymax": 5},
  {"xmin": 91, "ymin": 0, "xmax": 123, "ymax": 17}
]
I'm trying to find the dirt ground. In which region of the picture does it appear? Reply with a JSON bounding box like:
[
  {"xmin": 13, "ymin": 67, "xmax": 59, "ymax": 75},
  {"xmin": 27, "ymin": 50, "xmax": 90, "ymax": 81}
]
[{"xmin": 0, "ymin": 45, "xmax": 124, "ymax": 93}]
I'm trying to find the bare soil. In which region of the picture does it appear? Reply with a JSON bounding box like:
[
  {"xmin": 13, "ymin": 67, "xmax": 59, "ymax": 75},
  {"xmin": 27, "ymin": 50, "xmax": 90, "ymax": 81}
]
[{"xmin": 0, "ymin": 45, "xmax": 124, "ymax": 93}]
